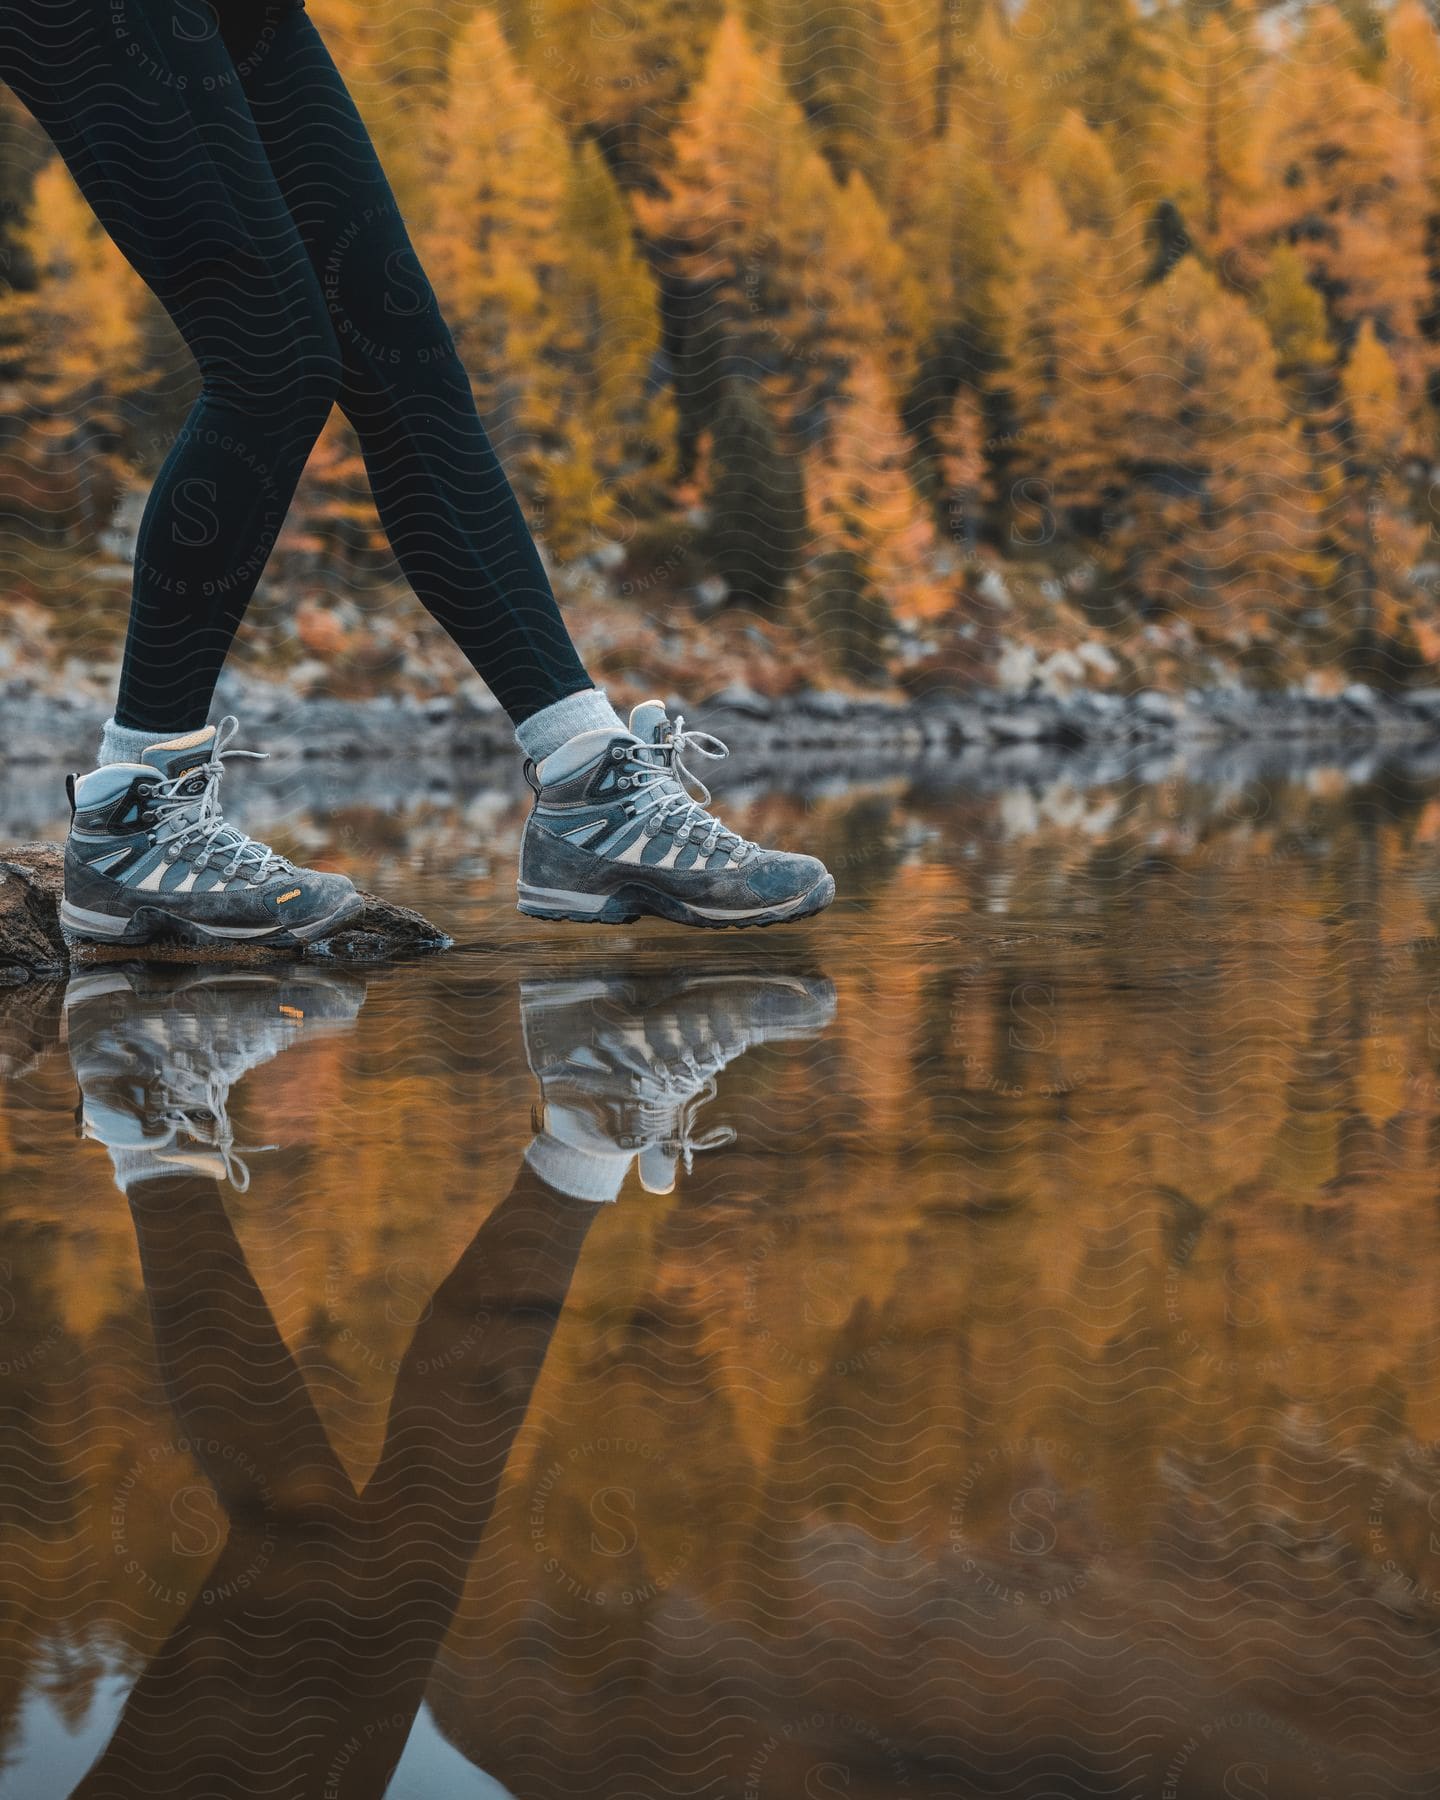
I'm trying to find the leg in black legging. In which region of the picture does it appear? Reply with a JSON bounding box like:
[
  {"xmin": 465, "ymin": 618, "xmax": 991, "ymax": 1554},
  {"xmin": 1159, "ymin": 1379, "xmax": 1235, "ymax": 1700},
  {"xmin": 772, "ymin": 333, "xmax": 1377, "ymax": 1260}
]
[
  {"xmin": 226, "ymin": 6, "xmax": 594, "ymax": 725},
  {"xmin": 0, "ymin": 0, "xmax": 342, "ymax": 733},
  {"xmin": 0, "ymin": 0, "xmax": 596, "ymax": 735}
]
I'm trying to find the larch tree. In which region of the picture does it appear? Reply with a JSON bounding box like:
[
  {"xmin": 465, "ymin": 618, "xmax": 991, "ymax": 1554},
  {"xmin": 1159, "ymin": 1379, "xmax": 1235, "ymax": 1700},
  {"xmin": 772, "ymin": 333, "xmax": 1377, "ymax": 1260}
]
[
  {"xmin": 541, "ymin": 138, "xmax": 676, "ymax": 557},
  {"xmin": 1335, "ymin": 319, "xmax": 1427, "ymax": 678},
  {"xmin": 638, "ymin": 11, "xmax": 903, "ymax": 462},
  {"xmin": 702, "ymin": 378, "xmax": 807, "ymax": 609},
  {"xmin": 1109, "ymin": 256, "xmax": 1322, "ymax": 650},
  {"xmin": 0, "ymin": 159, "xmax": 151, "ymax": 542},
  {"xmin": 522, "ymin": 0, "xmax": 723, "ymax": 188},
  {"xmin": 1028, "ymin": 0, "xmax": 1163, "ymax": 152},
  {"xmin": 805, "ymin": 355, "xmax": 951, "ymax": 677},
  {"xmin": 1142, "ymin": 4, "xmax": 1258, "ymax": 249},
  {"xmin": 423, "ymin": 7, "xmax": 574, "ymax": 478},
  {"xmin": 993, "ymin": 175, "xmax": 1128, "ymax": 556},
  {"xmin": 763, "ymin": 0, "xmax": 923, "ymax": 194},
  {"xmin": 893, "ymin": 124, "xmax": 1011, "ymax": 515},
  {"xmin": 1385, "ymin": 0, "xmax": 1440, "ymax": 408},
  {"xmin": 1232, "ymin": 6, "xmax": 1432, "ymax": 432}
]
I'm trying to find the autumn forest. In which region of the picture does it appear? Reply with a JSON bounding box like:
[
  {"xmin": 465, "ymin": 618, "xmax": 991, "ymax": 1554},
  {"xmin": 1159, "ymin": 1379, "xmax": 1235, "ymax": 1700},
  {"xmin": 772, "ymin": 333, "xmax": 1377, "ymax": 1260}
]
[{"xmin": 3, "ymin": 0, "xmax": 1440, "ymax": 697}]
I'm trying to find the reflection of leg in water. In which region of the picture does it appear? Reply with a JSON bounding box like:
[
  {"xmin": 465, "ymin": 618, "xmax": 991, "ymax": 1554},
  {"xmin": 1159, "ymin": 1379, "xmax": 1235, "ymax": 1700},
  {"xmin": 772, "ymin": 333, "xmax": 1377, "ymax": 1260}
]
[
  {"xmin": 70, "ymin": 1161, "xmax": 600, "ymax": 1800},
  {"xmin": 342, "ymin": 1164, "xmax": 601, "ymax": 1785}
]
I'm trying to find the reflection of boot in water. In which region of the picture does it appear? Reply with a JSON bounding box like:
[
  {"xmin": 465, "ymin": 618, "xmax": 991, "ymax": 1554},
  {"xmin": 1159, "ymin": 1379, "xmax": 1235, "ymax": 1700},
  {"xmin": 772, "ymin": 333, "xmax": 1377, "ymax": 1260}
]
[
  {"xmin": 520, "ymin": 971, "xmax": 837, "ymax": 1194},
  {"xmin": 64, "ymin": 963, "xmax": 366, "ymax": 1190},
  {"xmin": 63, "ymin": 972, "xmax": 605, "ymax": 1800}
]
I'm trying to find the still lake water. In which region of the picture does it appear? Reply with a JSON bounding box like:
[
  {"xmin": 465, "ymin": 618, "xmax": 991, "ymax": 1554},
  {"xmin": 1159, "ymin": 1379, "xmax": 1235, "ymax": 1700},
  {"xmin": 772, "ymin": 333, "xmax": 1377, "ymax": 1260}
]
[{"xmin": 3, "ymin": 746, "xmax": 1440, "ymax": 1797}]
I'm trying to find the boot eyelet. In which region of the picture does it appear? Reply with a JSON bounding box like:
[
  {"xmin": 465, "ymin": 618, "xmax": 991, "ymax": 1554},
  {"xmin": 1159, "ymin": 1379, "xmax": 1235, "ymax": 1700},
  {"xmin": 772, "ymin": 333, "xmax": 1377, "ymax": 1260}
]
[
  {"xmin": 610, "ymin": 746, "xmax": 625, "ymax": 760},
  {"xmin": 617, "ymin": 777, "xmax": 631, "ymax": 789}
]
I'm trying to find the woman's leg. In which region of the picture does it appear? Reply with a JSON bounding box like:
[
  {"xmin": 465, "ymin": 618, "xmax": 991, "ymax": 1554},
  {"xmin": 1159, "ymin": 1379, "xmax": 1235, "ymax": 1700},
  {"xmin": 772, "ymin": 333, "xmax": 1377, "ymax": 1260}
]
[
  {"xmin": 228, "ymin": 7, "xmax": 619, "ymax": 748},
  {"xmin": 0, "ymin": 0, "xmax": 340, "ymax": 737}
]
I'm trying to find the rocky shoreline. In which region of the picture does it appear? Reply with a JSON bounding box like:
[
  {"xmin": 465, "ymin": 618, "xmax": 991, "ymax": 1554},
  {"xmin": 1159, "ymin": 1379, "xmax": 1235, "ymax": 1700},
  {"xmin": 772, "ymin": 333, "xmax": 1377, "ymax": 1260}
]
[{"xmin": 5, "ymin": 673, "xmax": 1440, "ymax": 768}]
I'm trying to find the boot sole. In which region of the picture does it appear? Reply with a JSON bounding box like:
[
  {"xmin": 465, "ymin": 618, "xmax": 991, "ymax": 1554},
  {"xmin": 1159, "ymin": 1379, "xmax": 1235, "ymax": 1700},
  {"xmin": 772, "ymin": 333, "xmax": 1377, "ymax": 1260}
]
[
  {"xmin": 517, "ymin": 873, "xmax": 835, "ymax": 930},
  {"xmin": 59, "ymin": 892, "xmax": 366, "ymax": 951}
]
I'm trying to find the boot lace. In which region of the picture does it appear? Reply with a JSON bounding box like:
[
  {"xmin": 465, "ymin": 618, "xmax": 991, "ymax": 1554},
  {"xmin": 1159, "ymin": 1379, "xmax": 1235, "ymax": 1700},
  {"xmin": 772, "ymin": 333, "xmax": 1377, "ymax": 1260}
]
[
  {"xmin": 145, "ymin": 716, "xmax": 291, "ymax": 883},
  {"xmin": 623, "ymin": 716, "xmax": 752, "ymax": 861}
]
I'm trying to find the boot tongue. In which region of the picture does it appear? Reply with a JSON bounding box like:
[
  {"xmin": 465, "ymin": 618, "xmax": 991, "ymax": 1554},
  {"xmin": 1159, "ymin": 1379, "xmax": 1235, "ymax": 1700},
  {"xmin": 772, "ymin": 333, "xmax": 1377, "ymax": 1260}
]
[
  {"xmin": 141, "ymin": 726, "xmax": 217, "ymax": 790},
  {"xmin": 627, "ymin": 700, "xmax": 671, "ymax": 747}
]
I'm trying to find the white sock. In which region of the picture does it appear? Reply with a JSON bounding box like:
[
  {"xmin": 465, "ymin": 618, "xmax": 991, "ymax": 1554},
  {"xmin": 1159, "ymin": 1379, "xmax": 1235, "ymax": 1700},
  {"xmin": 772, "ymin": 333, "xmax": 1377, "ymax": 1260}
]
[
  {"xmin": 523, "ymin": 1132, "xmax": 631, "ymax": 1204},
  {"xmin": 97, "ymin": 716, "xmax": 192, "ymax": 767},
  {"xmin": 514, "ymin": 689, "xmax": 625, "ymax": 763}
]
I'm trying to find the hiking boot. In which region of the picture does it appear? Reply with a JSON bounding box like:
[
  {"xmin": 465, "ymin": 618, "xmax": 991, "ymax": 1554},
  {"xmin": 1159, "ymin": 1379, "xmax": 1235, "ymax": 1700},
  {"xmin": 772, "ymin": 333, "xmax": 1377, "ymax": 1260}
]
[
  {"xmin": 61, "ymin": 718, "xmax": 362, "ymax": 949},
  {"xmin": 517, "ymin": 701, "xmax": 835, "ymax": 929}
]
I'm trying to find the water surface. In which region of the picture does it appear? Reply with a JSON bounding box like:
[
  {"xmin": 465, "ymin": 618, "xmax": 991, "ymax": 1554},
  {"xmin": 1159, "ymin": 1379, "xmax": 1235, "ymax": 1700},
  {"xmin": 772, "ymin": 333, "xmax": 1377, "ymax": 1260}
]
[{"xmin": 2, "ymin": 753, "xmax": 1440, "ymax": 1798}]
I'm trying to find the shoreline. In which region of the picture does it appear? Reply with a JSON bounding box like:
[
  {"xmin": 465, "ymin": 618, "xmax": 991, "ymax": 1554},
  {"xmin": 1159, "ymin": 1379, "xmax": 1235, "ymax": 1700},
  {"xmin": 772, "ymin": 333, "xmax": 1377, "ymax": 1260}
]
[{"xmin": 5, "ymin": 674, "xmax": 1440, "ymax": 769}]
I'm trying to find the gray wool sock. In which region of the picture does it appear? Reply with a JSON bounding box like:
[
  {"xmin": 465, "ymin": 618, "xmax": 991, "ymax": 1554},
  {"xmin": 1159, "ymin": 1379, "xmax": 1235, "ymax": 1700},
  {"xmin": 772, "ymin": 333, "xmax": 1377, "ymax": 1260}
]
[
  {"xmin": 97, "ymin": 716, "xmax": 195, "ymax": 768},
  {"xmin": 514, "ymin": 688, "xmax": 626, "ymax": 763}
]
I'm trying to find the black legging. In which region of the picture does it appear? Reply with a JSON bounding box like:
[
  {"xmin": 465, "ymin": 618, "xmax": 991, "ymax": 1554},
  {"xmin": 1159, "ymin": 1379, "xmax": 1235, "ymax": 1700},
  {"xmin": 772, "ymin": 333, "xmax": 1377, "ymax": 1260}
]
[{"xmin": 0, "ymin": 0, "xmax": 595, "ymax": 732}]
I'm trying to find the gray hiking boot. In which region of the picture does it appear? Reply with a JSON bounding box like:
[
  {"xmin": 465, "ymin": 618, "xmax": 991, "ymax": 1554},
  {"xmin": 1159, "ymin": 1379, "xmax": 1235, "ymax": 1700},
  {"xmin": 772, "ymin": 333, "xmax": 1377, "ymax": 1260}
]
[
  {"xmin": 65, "ymin": 962, "xmax": 367, "ymax": 1191},
  {"xmin": 520, "ymin": 969, "xmax": 837, "ymax": 1193},
  {"xmin": 517, "ymin": 701, "xmax": 835, "ymax": 928},
  {"xmin": 61, "ymin": 718, "xmax": 362, "ymax": 949}
]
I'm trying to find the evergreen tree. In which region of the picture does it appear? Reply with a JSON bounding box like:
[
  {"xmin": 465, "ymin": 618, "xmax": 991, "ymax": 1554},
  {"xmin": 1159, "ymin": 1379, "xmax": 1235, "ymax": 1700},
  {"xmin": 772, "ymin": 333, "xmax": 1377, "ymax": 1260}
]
[
  {"xmin": 994, "ymin": 175, "xmax": 1127, "ymax": 551},
  {"xmin": 1232, "ymin": 7, "xmax": 1432, "ymax": 430},
  {"xmin": 894, "ymin": 124, "xmax": 1011, "ymax": 511},
  {"xmin": 764, "ymin": 0, "xmax": 922, "ymax": 192},
  {"xmin": 523, "ymin": 0, "xmax": 723, "ymax": 188},
  {"xmin": 1148, "ymin": 5, "xmax": 1258, "ymax": 251},
  {"xmin": 1108, "ymin": 257, "xmax": 1322, "ymax": 645},
  {"xmin": 638, "ymin": 12, "xmax": 909, "ymax": 460},
  {"xmin": 0, "ymin": 159, "xmax": 152, "ymax": 540},
  {"xmin": 805, "ymin": 355, "xmax": 951, "ymax": 673},
  {"xmin": 1335, "ymin": 320, "xmax": 1426, "ymax": 680},
  {"xmin": 1030, "ymin": 0, "xmax": 1163, "ymax": 150},
  {"xmin": 423, "ymin": 9, "xmax": 574, "ymax": 470}
]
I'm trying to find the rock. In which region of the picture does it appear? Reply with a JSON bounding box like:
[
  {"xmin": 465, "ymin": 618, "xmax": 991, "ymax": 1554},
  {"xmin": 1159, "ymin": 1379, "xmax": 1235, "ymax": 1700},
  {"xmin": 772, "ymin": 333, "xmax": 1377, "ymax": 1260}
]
[
  {"xmin": 989, "ymin": 709, "xmax": 1045, "ymax": 743},
  {"xmin": 0, "ymin": 843, "xmax": 452, "ymax": 979},
  {"xmin": 1134, "ymin": 689, "xmax": 1179, "ymax": 725},
  {"xmin": 0, "ymin": 845, "xmax": 69, "ymax": 983},
  {"xmin": 706, "ymin": 683, "xmax": 773, "ymax": 720},
  {"xmin": 796, "ymin": 688, "xmax": 853, "ymax": 719},
  {"xmin": 1342, "ymin": 682, "xmax": 1378, "ymax": 712}
]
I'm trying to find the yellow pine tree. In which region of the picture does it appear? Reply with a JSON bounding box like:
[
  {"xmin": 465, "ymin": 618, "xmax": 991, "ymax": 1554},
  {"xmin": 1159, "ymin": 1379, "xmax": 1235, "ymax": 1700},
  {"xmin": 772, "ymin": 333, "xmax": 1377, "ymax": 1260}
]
[
  {"xmin": 1230, "ymin": 7, "xmax": 1432, "ymax": 429},
  {"xmin": 995, "ymin": 175, "xmax": 1127, "ymax": 547},
  {"xmin": 763, "ymin": 0, "xmax": 924, "ymax": 192},
  {"xmin": 1336, "ymin": 320, "xmax": 1428, "ymax": 674},
  {"xmin": 307, "ymin": 0, "xmax": 438, "ymax": 228},
  {"xmin": 894, "ymin": 122, "xmax": 1011, "ymax": 384},
  {"xmin": 805, "ymin": 355, "xmax": 951, "ymax": 677},
  {"xmin": 638, "ymin": 11, "xmax": 909, "ymax": 450},
  {"xmin": 1041, "ymin": 109, "xmax": 1124, "ymax": 237},
  {"xmin": 1384, "ymin": 0, "xmax": 1440, "ymax": 147},
  {"xmin": 1142, "ymin": 3, "xmax": 1259, "ymax": 249},
  {"xmin": 946, "ymin": 2, "xmax": 1047, "ymax": 187},
  {"xmin": 0, "ymin": 158, "xmax": 152, "ymax": 540},
  {"xmin": 422, "ymin": 8, "xmax": 574, "ymax": 472},
  {"xmin": 1028, "ymin": 0, "xmax": 1163, "ymax": 151},
  {"xmin": 935, "ymin": 385, "xmax": 986, "ymax": 556},
  {"xmin": 542, "ymin": 139, "xmax": 675, "ymax": 556},
  {"xmin": 1, "ymin": 159, "xmax": 147, "ymax": 404},
  {"xmin": 1110, "ymin": 257, "xmax": 1322, "ymax": 644},
  {"xmin": 521, "ymin": 0, "xmax": 722, "ymax": 186}
]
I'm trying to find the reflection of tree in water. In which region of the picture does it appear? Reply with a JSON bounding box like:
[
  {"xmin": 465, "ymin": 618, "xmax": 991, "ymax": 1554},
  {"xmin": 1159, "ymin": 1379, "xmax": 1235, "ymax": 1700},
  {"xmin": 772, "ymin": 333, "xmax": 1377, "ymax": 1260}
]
[{"xmin": 0, "ymin": 775, "xmax": 1439, "ymax": 1793}]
